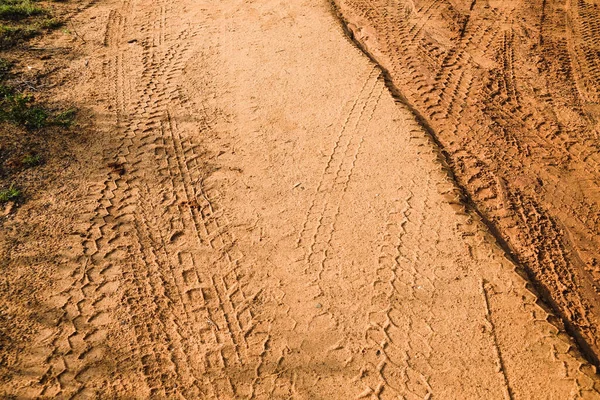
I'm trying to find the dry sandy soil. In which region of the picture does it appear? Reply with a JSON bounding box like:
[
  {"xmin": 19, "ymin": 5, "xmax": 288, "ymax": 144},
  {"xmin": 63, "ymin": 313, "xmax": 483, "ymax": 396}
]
[
  {"xmin": 335, "ymin": 0, "xmax": 600, "ymax": 363},
  {"xmin": 1, "ymin": 0, "xmax": 600, "ymax": 398}
]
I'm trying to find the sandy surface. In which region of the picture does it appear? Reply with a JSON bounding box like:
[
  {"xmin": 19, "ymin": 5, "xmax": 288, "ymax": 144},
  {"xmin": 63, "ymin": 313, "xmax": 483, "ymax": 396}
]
[
  {"xmin": 1, "ymin": 0, "xmax": 600, "ymax": 398},
  {"xmin": 334, "ymin": 0, "xmax": 600, "ymax": 362}
]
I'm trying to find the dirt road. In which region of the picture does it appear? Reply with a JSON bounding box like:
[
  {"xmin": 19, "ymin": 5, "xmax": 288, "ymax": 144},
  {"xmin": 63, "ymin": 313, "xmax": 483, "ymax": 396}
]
[{"xmin": 2, "ymin": 0, "xmax": 600, "ymax": 398}]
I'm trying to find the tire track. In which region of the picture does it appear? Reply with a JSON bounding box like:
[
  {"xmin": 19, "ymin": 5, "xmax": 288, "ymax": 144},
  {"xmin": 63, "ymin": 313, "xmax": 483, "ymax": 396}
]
[
  {"xmin": 334, "ymin": 0, "xmax": 600, "ymax": 363},
  {"xmin": 358, "ymin": 190, "xmax": 437, "ymax": 399},
  {"xmin": 6, "ymin": 0, "xmax": 600, "ymax": 397},
  {"xmin": 19, "ymin": 0, "xmax": 259, "ymax": 395},
  {"xmin": 299, "ymin": 70, "xmax": 383, "ymax": 296},
  {"xmin": 102, "ymin": 2, "xmax": 266, "ymax": 396},
  {"xmin": 297, "ymin": 66, "xmax": 380, "ymax": 250},
  {"xmin": 331, "ymin": 0, "xmax": 600, "ymax": 397}
]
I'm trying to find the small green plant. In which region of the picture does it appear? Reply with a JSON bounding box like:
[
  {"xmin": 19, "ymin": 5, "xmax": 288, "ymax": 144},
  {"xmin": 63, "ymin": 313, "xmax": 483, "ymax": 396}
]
[
  {"xmin": 50, "ymin": 108, "xmax": 75, "ymax": 127},
  {"xmin": 0, "ymin": 87, "xmax": 48, "ymax": 128},
  {"xmin": 22, "ymin": 153, "xmax": 40, "ymax": 166},
  {"xmin": 0, "ymin": 185, "xmax": 21, "ymax": 202},
  {"xmin": 0, "ymin": 85, "xmax": 76, "ymax": 129},
  {"xmin": 38, "ymin": 17, "xmax": 60, "ymax": 29},
  {"xmin": 0, "ymin": 57, "xmax": 11, "ymax": 77}
]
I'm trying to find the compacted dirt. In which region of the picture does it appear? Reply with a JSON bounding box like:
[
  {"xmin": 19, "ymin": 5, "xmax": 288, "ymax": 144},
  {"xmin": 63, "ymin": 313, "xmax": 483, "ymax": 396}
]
[
  {"xmin": 335, "ymin": 0, "xmax": 600, "ymax": 362},
  {"xmin": 1, "ymin": 0, "xmax": 600, "ymax": 398}
]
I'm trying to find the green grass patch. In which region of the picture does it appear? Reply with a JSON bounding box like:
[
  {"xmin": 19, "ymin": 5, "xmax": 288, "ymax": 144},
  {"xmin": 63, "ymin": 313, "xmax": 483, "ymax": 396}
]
[
  {"xmin": 0, "ymin": 0, "xmax": 71, "ymax": 209},
  {"xmin": 0, "ymin": 58, "xmax": 11, "ymax": 82},
  {"xmin": 50, "ymin": 107, "xmax": 75, "ymax": 127},
  {"xmin": 0, "ymin": 23, "xmax": 38, "ymax": 48},
  {"xmin": 0, "ymin": 87, "xmax": 49, "ymax": 128},
  {"xmin": 0, "ymin": 0, "xmax": 47, "ymax": 20},
  {"xmin": 22, "ymin": 153, "xmax": 41, "ymax": 166},
  {"xmin": 38, "ymin": 16, "xmax": 60, "ymax": 28},
  {"xmin": 0, "ymin": 0, "xmax": 59, "ymax": 49},
  {"xmin": 0, "ymin": 85, "xmax": 77, "ymax": 129},
  {"xmin": 0, "ymin": 185, "xmax": 21, "ymax": 202},
  {"xmin": 0, "ymin": 18, "xmax": 61, "ymax": 48},
  {"xmin": 0, "ymin": 58, "xmax": 11, "ymax": 73}
]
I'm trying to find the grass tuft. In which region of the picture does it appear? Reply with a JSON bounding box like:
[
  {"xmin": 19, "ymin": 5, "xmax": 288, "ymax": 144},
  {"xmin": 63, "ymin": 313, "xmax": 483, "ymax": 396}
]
[
  {"xmin": 0, "ymin": 0, "xmax": 47, "ymax": 20},
  {"xmin": 0, "ymin": 64, "xmax": 77, "ymax": 129},
  {"xmin": 22, "ymin": 153, "xmax": 41, "ymax": 166},
  {"xmin": 0, "ymin": 23, "xmax": 38, "ymax": 48},
  {"xmin": 0, "ymin": 0, "xmax": 58, "ymax": 49},
  {"xmin": 38, "ymin": 16, "xmax": 60, "ymax": 28},
  {"xmin": 0, "ymin": 184, "xmax": 21, "ymax": 202},
  {"xmin": 0, "ymin": 87, "xmax": 49, "ymax": 128},
  {"xmin": 0, "ymin": 58, "xmax": 11, "ymax": 76},
  {"xmin": 50, "ymin": 108, "xmax": 75, "ymax": 127}
]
